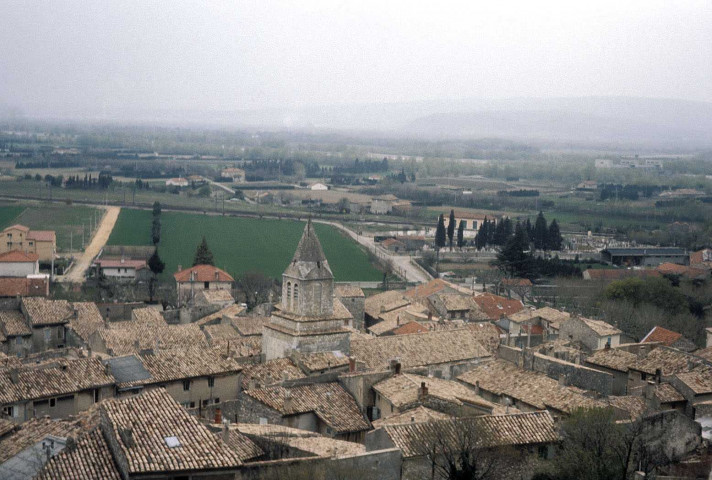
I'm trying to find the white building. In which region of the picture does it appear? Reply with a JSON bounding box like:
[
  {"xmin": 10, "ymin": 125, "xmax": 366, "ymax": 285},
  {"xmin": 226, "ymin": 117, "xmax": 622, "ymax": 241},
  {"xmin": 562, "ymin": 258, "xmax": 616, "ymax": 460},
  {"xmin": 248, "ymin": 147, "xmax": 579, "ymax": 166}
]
[
  {"xmin": 166, "ymin": 177, "xmax": 189, "ymax": 187},
  {"xmin": 95, "ymin": 258, "xmax": 149, "ymax": 282},
  {"xmin": 309, "ymin": 182, "xmax": 329, "ymax": 191},
  {"xmin": 0, "ymin": 251, "xmax": 39, "ymax": 277}
]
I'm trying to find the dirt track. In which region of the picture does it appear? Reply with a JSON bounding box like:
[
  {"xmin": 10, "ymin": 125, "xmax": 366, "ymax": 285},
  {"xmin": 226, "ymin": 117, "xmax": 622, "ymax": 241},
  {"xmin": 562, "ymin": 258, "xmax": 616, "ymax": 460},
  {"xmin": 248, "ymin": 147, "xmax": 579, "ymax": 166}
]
[{"xmin": 58, "ymin": 206, "xmax": 120, "ymax": 283}]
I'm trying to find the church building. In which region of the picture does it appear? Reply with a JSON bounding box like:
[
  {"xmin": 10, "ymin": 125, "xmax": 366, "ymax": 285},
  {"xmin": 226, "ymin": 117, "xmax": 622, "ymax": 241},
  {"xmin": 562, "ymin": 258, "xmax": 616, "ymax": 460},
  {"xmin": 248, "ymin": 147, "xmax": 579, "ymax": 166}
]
[{"xmin": 262, "ymin": 220, "xmax": 352, "ymax": 360}]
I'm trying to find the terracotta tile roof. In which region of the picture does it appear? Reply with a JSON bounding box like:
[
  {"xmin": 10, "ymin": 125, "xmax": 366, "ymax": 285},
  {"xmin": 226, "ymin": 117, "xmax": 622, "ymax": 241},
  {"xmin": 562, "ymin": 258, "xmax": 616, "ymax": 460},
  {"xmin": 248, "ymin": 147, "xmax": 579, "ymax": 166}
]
[
  {"xmin": 585, "ymin": 348, "xmax": 639, "ymax": 373},
  {"xmin": 0, "ymin": 250, "xmax": 39, "ymax": 262},
  {"xmin": 173, "ymin": 265, "xmax": 234, "ymax": 283},
  {"xmin": 464, "ymin": 323, "xmax": 503, "ymax": 355},
  {"xmin": 0, "ymin": 357, "xmax": 115, "ymax": 404},
  {"xmin": 117, "ymin": 348, "xmax": 241, "ymax": 388},
  {"xmin": 434, "ymin": 293, "xmax": 477, "ymax": 312},
  {"xmin": 373, "ymin": 373, "xmax": 496, "ymax": 410},
  {"xmin": 35, "ymin": 428, "xmax": 121, "ymax": 480},
  {"xmin": 695, "ymin": 347, "xmax": 712, "ymax": 363},
  {"xmin": 95, "ymin": 258, "xmax": 147, "ymax": 269},
  {"xmin": 0, "ymin": 416, "xmax": 85, "ymax": 464},
  {"xmin": 372, "ymin": 406, "xmax": 452, "ymax": 427},
  {"xmin": 101, "ymin": 389, "xmax": 243, "ymax": 474},
  {"xmin": 642, "ymin": 326, "xmax": 683, "ymax": 346},
  {"xmin": 0, "ymin": 276, "xmax": 48, "ymax": 297},
  {"xmin": 0, "ymin": 310, "xmax": 31, "ymax": 337},
  {"xmin": 458, "ymin": 360, "xmax": 605, "ymax": 414},
  {"xmin": 244, "ymin": 382, "xmax": 370, "ymax": 434},
  {"xmin": 404, "ymin": 279, "xmax": 463, "ymax": 300},
  {"xmin": 3, "ymin": 224, "xmax": 29, "ymax": 232},
  {"xmin": 195, "ymin": 289, "xmax": 234, "ymax": 304},
  {"xmin": 230, "ymin": 316, "xmax": 268, "ymax": 337},
  {"xmin": 675, "ymin": 365, "xmax": 712, "ymax": 395},
  {"xmin": 297, "ymin": 351, "xmax": 349, "ymax": 373},
  {"xmin": 26, "ymin": 230, "xmax": 55, "ymax": 242},
  {"xmin": 351, "ymin": 327, "xmax": 491, "ymax": 371},
  {"xmin": 21, "ymin": 297, "xmax": 73, "ymax": 326},
  {"xmin": 393, "ymin": 321, "xmax": 428, "ymax": 335},
  {"xmin": 0, "ymin": 418, "xmax": 17, "ymax": 438},
  {"xmin": 630, "ymin": 347, "xmax": 702, "ymax": 376},
  {"xmin": 203, "ymin": 323, "xmax": 243, "ymax": 347},
  {"xmin": 334, "ymin": 284, "xmax": 365, "ymax": 298},
  {"xmin": 579, "ymin": 316, "xmax": 622, "ymax": 337},
  {"xmin": 501, "ymin": 278, "xmax": 533, "ymax": 287},
  {"xmin": 216, "ymin": 428, "xmax": 264, "ymax": 461},
  {"xmin": 364, "ymin": 290, "xmax": 408, "ymax": 319},
  {"xmin": 224, "ymin": 336, "xmax": 262, "ymax": 358},
  {"xmin": 68, "ymin": 302, "xmax": 105, "ymax": 343},
  {"xmin": 235, "ymin": 423, "xmax": 366, "ymax": 457},
  {"xmin": 383, "ymin": 411, "xmax": 559, "ymax": 458},
  {"xmin": 656, "ymin": 263, "xmax": 709, "ymax": 279},
  {"xmin": 583, "ymin": 269, "xmax": 661, "ymax": 280},
  {"xmin": 241, "ymin": 358, "xmax": 306, "ymax": 389},
  {"xmin": 99, "ymin": 310, "xmax": 207, "ymax": 356},
  {"xmin": 653, "ymin": 383, "xmax": 685, "ymax": 403},
  {"xmin": 608, "ymin": 395, "xmax": 647, "ymax": 420},
  {"xmin": 194, "ymin": 303, "xmax": 246, "ymax": 326},
  {"xmin": 472, "ymin": 293, "xmax": 524, "ymax": 320}
]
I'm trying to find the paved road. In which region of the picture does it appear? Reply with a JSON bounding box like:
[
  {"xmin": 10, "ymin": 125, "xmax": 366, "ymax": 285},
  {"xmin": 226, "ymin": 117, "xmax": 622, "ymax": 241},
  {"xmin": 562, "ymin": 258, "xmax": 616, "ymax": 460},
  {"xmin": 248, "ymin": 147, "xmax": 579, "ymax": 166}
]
[
  {"xmin": 317, "ymin": 220, "xmax": 432, "ymax": 283},
  {"xmin": 58, "ymin": 206, "xmax": 121, "ymax": 283},
  {"xmin": 204, "ymin": 177, "xmax": 235, "ymax": 195}
]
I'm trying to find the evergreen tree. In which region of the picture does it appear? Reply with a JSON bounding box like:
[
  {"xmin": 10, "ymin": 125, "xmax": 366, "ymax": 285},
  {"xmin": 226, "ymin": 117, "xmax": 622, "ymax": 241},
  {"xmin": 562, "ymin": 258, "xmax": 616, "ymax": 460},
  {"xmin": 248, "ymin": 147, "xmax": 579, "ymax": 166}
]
[
  {"xmin": 151, "ymin": 217, "xmax": 161, "ymax": 245},
  {"xmin": 152, "ymin": 201, "xmax": 162, "ymax": 217},
  {"xmin": 147, "ymin": 250, "xmax": 165, "ymax": 303},
  {"xmin": 525, "ymin": 218, "xmax": 533, "ymax": 242},
  {"xmin": 447, "ymin": 210, "xmax": 456, "ymax": 251},
  {"xmin": 533, "ymin": 211, "xmax": 548, "ymax": 250},
  {"xmin": 496, "ymin": 222, "xmax": 533, "ymax": 278},
  {"xmin": 475, "ymin": 218, "xmax": 487, "ymax": 250},
  {"xmin": 435, "ymin": 214, "xmax": 447, "ymax": 250},
  {"xmin": 457, "ymin": 220, "xmax": 465, "ymax": 249},
  {"xmin": 193, "ymin": 236, "xmax": 215, "ymax": 266},
  {"xmin": 547, "ymin": 219, "xmax": 563, "ymax": 251},
  {"xmin": 486, "ymin": 218, "xmax": 495, "ymax": 245}
]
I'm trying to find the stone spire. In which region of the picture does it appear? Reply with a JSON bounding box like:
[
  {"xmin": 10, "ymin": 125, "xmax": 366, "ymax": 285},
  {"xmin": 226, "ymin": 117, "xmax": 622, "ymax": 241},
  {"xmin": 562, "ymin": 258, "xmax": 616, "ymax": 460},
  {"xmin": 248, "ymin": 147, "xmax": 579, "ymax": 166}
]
[{"xmin": 284, "ymin": 219, "xmax": 333, "ymax": 280}]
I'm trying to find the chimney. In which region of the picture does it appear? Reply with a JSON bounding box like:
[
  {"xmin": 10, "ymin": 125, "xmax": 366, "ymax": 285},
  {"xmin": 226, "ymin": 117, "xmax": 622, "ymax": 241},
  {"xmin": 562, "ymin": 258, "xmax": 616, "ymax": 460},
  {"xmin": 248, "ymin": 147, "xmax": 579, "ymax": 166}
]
[
  {"xmin": 283, "ymin": 392, "xmax": 294, "ymax": 412},
  {"xmin": 87, "ymin": 347, "xmax": 92, "ymax": 357},
  {"xmin": 214, "ymin": 408, "xmax": 222, "ymax": 424},
  {"xmin": 558, "ymin": 374, "xmax": 566, "ymax": 387},
  {"xmin": 215, "ymin": 270, "xmax": 219, "ymax": 280},
  {"xmin": 178, "ymin": 264, "xmax": 182, "ymax": 272},
  {"xmin": 474, "ymin": 380, "xmax": 480, "ymax": 395},
  {"xmin": 348, "ymin": 357, "xmax": 356, "ymax": 373},
  {"xmin": 394, "ymin": 362, "xmax": 402, "ymax": 375},
  {"xmin": 380, "ymin": 305, "xmax": 386, "ymax": 313},
  {"xmin": 655, "ymin": 368, "xmax": 662, "ymax": 383},
  {"xmin": 411, "ymin": 415, "xmax": 415, "ymax": 423},
  {"xmin": 134, "ymin": 340, "xmax": 140, "ymax": 351},
  {"xmin": 9, "ymin": 368, "xmax": 19, "ymax": 384},
  {"xmin": 428, "ymin": 311, "xmax": 433, "ymax": 322},
  {"xmin": 604, "ymin": 342, "xmax": 610, "ymax": 350},
  {"xmin": 222, "ymin": 422, "xmax": 230, "ymax": 442},
  {"xmin": 419, "ymin": 381, "xmax": 429, "ymax": 399},
  {"xmin": 396, "ymin": 315, "xmax": 400, "ymax": 326},
  {"xmin": 104, "ymin": 363, "xmax": 111, "ymax": 376},
  {"xmin": 248, "ymin": 378, "xmax": 257, "ymax": 390}
]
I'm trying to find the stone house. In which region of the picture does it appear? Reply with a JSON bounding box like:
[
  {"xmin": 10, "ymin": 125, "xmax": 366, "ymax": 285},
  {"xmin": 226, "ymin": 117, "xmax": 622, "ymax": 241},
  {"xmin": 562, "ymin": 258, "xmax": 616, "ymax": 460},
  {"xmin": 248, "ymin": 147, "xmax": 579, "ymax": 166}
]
[
  {"xmin": 239, "ymin": 381, "xmax": 371, "ymax": 442},
  {"xmin": 427, "ymin": 293, "xmax": 479, "ymax": 320},
  {"xmin": 627, "ymin": 347, "xmax": 706, "ymax": 393},
  {"xmin": 370, "ymin": 194, "xmax": 399, "ymax": 215},
  {"xmin": 107, "ymin": 347, "xmax": 242, "ymax": 410},
  {"xmin": 450, "ymin": 211, "xmax": 488, "ymax": 239},
  {"xmin": 221, "ymin": 167, "xmax": 245, "ymax": 183},
  {"xmin": 165, "ymin": 177, "xmax": 189, "ymax": 187},
  {"xmin": 0, "ymin": 357, "xmax": 115, "ymax": 423},
  {"xmin": 381, "ymin": 238, "xmax": 406, "ymax": 253},
  {"xmin": 0, "ymin": 310, "xmax": 32, "ymax": 356},
  {"xmin": 94, "ymin": 258, "xmax": 150, "ymax": 283},
  {"xmin": 173, "ymin": 264, "xmax": 234, "ymax": 307},
  {"xmin": 584, "ymin": 347, "xmax": 639, "ymax": 395},
  {"xmin": 335, "ymin": 284, "xmax": 365, "ymax": 331},
  {"xmin": 641, "ymin": 326, "xmax": 697, "ymax": 352},
  {"xmin": 670, "ymin": 365, "xmax": 712, "ymax": 418},
  {"xmin": 21, "ymin": 297, "xmax": 73, "ymax": 352},
  {"xmin": 366, "ymin": 412, "xmax": 559, "ymax": 480},
  {"xmin": 0, "ymin": 275, "xmax": 50, "ymax": 297},
  {"xmin": 559, "ymin": 315, "xmax": 622, "ymax": 351},
  {"xmin": 0, "ymin": 224, "xmax": 56, "ymax": 263},
  {"xmin": 372, "ymin": 372, "xmax": 500, "ymax": 421},
  {"xmin": 472, "ymin": 293, "xmax": 524, "ymax": 322}
]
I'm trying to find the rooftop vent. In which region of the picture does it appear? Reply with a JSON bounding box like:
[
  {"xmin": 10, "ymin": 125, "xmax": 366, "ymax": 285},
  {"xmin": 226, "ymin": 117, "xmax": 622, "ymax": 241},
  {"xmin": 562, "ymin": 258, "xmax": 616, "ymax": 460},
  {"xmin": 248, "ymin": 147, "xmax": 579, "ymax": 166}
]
[{"xmin": 164, "ymin": 436, "xmax": 181, "ymax": 448}]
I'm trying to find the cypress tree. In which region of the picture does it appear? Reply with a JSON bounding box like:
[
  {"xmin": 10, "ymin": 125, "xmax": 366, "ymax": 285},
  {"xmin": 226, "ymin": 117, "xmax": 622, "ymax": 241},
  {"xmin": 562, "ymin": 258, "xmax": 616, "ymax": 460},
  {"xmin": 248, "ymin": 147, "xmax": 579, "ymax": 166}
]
[
  {"xmin": 457, "ymin": 220, "xmax": 465, "ymax": 249},
  {"xmin": 547, "ymin": 219, "xmax": 563, "ymax": 251},
  {"xmin": 435, "ymin": 214, "xmax": 447, "ymax": 250},
  {"xmin": 447, "ymin": 210, "xmax": 456, "ymax": 251},
  {"xmin": 533, "ymin": 211, "xmax": 548, "ymax": 250}
]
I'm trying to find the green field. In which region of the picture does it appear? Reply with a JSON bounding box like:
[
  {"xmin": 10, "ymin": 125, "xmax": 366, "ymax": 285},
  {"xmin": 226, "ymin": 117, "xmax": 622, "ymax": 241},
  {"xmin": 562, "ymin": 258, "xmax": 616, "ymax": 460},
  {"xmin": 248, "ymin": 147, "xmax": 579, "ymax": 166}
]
[
  {"xmin": 108, "ymin": 209, "xmax": 382, "ymax": 281},
  {"xmin": 0, "ymin": 204, "xmax": 101, "ymax": 252}
]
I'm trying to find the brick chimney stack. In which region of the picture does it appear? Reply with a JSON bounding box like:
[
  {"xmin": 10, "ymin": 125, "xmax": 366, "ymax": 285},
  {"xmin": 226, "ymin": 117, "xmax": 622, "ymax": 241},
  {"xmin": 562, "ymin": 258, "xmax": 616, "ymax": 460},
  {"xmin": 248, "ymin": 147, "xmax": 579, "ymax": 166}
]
[
  {"xmin": 214, "ymin": 408, "xmax": 222, "ymax": 424},
  {"xmin": 419, "ymin": 381, "xmax": 429, "ymax": 399},
  {"xmin": 348, "ymin": 357, "xmax": 356, "ymax": 373}
]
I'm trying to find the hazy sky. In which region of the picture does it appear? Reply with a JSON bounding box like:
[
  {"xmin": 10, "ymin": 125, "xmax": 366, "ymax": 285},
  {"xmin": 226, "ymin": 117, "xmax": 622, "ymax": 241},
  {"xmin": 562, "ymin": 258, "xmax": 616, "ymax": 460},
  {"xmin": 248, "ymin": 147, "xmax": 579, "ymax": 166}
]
[{"xmin": 1, "ymin": 0, "xmax": 711, "ymax": 116}]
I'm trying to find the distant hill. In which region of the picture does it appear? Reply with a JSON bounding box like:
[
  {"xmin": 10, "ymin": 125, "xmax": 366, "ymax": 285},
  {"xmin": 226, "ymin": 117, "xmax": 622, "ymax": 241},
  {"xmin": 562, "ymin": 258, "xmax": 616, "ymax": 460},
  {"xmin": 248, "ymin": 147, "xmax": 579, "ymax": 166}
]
[{"xmin": 403, "ymin": 97, "xmax": 712, "ymax": 148}]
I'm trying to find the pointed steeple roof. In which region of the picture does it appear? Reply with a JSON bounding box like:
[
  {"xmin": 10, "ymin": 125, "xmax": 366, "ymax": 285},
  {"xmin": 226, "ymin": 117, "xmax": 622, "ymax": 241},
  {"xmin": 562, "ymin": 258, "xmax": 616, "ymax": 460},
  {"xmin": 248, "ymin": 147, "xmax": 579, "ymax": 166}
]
[
  {"xmin": 284, "ymin": 219, "xmax": 333, "ymax": 280},
  {"xmin": 292, "ymin": 219, "xmax": 327, "ymax": 263}
]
